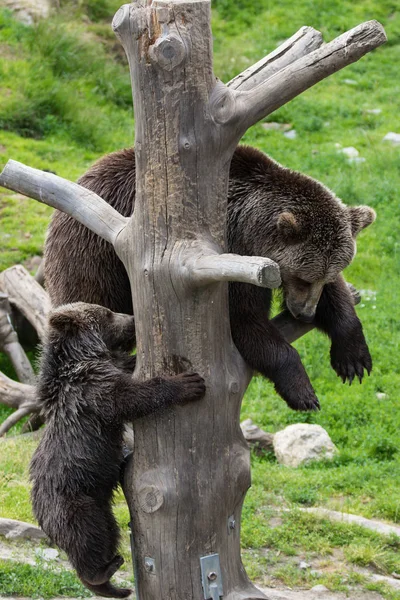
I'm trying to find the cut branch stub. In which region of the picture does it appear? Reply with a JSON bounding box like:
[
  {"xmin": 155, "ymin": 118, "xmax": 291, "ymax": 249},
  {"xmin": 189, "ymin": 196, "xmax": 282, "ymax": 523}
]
[
  {"xmin": 149, "ymin": 34, "xmax": 187, "ymax": 70},
  {"xmin": 188, "ymin": 253, "xmax": 281, "ymax": 288}
]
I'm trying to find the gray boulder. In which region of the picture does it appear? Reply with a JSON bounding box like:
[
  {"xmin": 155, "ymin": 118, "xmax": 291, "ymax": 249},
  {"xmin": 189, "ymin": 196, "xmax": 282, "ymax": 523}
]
[
  {"xmin": 0, "ymin": 517, "xmax": 46, "ymax": 540},
  {"xmin": 273, "ymin": 424, "xmax": 337, "ymax": 467}
]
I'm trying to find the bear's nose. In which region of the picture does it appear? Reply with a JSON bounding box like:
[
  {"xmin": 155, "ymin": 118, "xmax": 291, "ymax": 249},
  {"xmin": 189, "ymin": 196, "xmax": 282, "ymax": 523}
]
[{"xmin": 297, "ymin": 313, "xmax": 315, "ymax": 323}]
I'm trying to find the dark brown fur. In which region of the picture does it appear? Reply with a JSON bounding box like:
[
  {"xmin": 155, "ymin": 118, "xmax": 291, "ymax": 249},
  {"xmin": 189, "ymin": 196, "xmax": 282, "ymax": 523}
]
[
  {"xmin": 30, "ymin": 303, "xmax": 205, "ymax": 598},
  {"xmin": 44, "ymin": 146, "xmax": 375, "ymax": 411}
]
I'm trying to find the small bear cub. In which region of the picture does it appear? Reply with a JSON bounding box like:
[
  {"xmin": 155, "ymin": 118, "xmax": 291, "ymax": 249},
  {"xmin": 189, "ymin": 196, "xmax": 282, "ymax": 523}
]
[{"xmin": 30, "ymin": 302, "xmax": 205, "ymax": 598}]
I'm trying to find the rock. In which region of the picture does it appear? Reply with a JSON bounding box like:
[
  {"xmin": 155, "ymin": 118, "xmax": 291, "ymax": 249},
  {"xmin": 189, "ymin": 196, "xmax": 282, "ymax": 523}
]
[
  {"xmin": 376, "ymin": 392, "xmax": 389, "ymax": 401},
  {"xmin": 2, "ymin": 0, "xmax": 52, "ymax": 25},
  {"xmin": 299, "ymin": 560, "xmax": 311, "ymax": 570},
  {"xmin": 302, "ymin": 507, "xmax": 400, "ymax": 539},
  {"xmin": 258, "ymin": 587, "xmax": 384, "ymax": 599},
  {"xmin": 273, "ymin": 424, "xmax": 337, "ymax": 467},
  {"xmin": 348, "ymin": 157, "xmax": 366, "ymax": 165},
  {"xmin": 311, "ymin": 585, "xmax": 329, "ymax": 592},
  {"xmin": 0, "ymin": 518, "xmax": 46, "ymax": 541},
  {"xmin": 240, "ymin": 419, "xmax": 275, "ymax": 453},
  {"xmin": 35, "ymin": 547, "xmax": 59, "ymax": 561},
  {"xmin": 337, "ymin": 147, "xmax": 365, "ymax": 164},
  {"xmin": 310, "ymin": 570, "xmax": 322, "ymax": 577},
  {"xmin": 262, "ymin": 122, "xmax": 292, "ymax": 132},
  {"xmin": 367, "ymin": 573, "xmax": 400, "ymax": 591},
  {"xmin": 284, "ymin": 129, "xmax": 297, "ymax": 140},
  {"xmin": 339, "ymin": 146, "xmax": 359, "ymax": 158},
  {"xmin": 383, "ymin": 132, "xmax": 400, "ymax": 145}
]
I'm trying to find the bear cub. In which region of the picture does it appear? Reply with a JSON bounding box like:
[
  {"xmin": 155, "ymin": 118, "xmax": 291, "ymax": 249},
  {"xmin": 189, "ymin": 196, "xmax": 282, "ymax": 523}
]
[
  {"xmin": 30, "ymin": 302, "xmax": 205, "ymax": 598},
  {"xmin": 44, "ymin": 145, "xmax": 376, "ymax": 412}
]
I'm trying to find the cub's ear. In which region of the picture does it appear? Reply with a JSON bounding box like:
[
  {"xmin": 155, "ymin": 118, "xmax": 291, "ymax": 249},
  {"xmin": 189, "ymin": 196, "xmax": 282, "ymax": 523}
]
[
  {"xmin": 347, "ymin": 206, "xmax": 376, "ymax": 236},
  {"xmin": 48, "ymin": 311, "xmax": 78, "ymax": 333},
  {"xmin": 277, "ymin": 211, "xmax": 301, "ymax": 242}
]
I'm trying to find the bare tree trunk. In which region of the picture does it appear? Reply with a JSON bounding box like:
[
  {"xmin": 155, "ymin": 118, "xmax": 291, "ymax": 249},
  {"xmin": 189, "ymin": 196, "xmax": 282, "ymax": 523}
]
[{"xmin": 0, "ymin": 1, "xmax": 386, "ymax": 597}]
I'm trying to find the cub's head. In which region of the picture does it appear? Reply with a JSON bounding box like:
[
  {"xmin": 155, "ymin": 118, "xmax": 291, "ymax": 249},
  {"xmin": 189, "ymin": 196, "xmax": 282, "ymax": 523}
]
[
  {"xmin": 274, "ymin": 201, "xmax": 376, "ymax": 322},
  {"xmin": 47, "ymin": 302, "xmax": 135, "ymax": 353}
]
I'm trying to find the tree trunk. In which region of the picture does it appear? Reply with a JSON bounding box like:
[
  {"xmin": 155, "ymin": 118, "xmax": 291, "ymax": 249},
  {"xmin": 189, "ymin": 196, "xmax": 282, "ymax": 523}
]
[{"xmin": 113, "ymin": 3, "xmax": 264, "ymax": 597}]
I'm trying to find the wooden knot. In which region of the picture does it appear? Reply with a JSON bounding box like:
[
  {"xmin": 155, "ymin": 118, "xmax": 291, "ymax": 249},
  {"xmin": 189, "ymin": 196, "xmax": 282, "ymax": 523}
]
[
  {"xmin": 229, "ymin": 381, "xmax": 239, "ymax": 394},
  {"xmin": 138, "ymin": 484, "xmax": 164, "ymax": 513},
  {"xmin": 149, "ymin": 35, "xmax": 186, "ymax": 71},
  {"xmin": 209, "ymin": 81, "xmax": 237, "ymax": 125}
]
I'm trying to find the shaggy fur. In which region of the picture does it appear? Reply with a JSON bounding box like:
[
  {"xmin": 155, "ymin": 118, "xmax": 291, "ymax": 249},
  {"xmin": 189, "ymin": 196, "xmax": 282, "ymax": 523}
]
[
  {"xmin": 44, "ymin": 145, "xmax": 375, "ymax": 411},
  {"xmin": 30, "ymin": 303, "xmax": 205, "ymax": 598}
]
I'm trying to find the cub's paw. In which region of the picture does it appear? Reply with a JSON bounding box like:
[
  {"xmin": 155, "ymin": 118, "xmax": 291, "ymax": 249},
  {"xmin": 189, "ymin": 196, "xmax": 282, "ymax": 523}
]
[
  {"xmin": 173, "ymin": 372, "xmax": 206, "ymax": 403},
  {"xmin": 330, "ymin": 337, "xmax": 372, "ymax": 384}
]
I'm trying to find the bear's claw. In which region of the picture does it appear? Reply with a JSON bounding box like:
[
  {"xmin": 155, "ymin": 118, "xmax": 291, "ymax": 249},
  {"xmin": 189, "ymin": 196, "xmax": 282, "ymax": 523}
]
[{"xmin": 330, "ymin": 338, "xmax": 372, "ymax": 385}]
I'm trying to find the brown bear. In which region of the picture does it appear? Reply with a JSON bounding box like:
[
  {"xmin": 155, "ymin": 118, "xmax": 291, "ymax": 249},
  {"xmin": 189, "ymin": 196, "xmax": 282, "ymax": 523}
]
[
  {"xmin": 44, "ymin": 145, "xmax": 375, "ymax": 411},
  {"xmin": 30, "ymin": 302, "xmax": 205, "ymax": 598}
]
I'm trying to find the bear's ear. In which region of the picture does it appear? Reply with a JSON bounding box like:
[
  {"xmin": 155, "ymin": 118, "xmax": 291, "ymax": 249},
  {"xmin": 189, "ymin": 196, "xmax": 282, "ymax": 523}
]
[
  {"xmin": 347, "ymin": 206, "xmax": 376, "ymax": 236},
  {"xmin": 48, "ymin": 311, "xmax": 80, "ymax": 333},
  {"xmin": 277, "ymin": 211, "xmax": 302, "ymax": 242}
]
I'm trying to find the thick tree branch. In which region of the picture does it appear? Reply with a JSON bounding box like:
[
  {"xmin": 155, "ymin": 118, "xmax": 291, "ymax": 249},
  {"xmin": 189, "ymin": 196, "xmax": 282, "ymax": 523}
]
[
  {"xmin": 271, "ymin": 282, "xmax": 362, "ymax": 343},
  {"xmin": 0, "ymin": 161, "xmax": 128, "ymax": 246},
  {"xmin": 232, "ymin": 20, "xmax": 386, "ymax": 131},
  {"xmin": 0, "ymin": 371, "xmax": 36, "ymax": 409},
  {"xmin": 188, "ymin": 254, "xmax": 281, "ymax": 288},
  {"xmin": 0, "ymin": 405, "xmax": 37, "ymax": 437},
  {"xmin": 228, "ymin": 26, "xmax": 323, "ymax": 92},
  {"xmin": 0, "ymin": 266, "xmax": 51, "ymax": 342}
]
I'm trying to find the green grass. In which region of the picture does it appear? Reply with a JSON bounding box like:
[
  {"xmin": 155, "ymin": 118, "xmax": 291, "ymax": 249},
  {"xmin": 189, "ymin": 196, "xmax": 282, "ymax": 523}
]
[
  {"xmin": 0, "ymin": 558, "xmax": 92, "ymax": 598},
  {"xmin": 1, "ymin": 0, "xmax": 400, "ymax": 597}
]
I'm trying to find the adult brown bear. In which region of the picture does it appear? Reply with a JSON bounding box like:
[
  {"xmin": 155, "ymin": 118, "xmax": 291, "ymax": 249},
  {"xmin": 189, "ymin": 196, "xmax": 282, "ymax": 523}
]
[
  {"xmin": 30, "ymin": 302, "xmax": 205, "ymax": 598},
  {"xmin": 45, "ymin": 146, "xmax": 375, "ymax": 411}
]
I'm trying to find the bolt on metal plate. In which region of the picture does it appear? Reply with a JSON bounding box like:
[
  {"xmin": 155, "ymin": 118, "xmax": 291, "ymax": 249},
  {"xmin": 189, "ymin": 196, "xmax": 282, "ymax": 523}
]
[
  {"xmin": 144, "ymin": 556, "xmax": 156, "ymax": 574},
  {"xmin": 200, "ymin": 553, "xmax": 223, "ymax": 600}
]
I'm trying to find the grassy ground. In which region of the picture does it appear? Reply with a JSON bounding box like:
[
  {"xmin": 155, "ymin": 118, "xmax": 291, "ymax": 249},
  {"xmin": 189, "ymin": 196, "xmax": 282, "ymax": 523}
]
[{"xmin": 1, "ymin": 0, "xmax": 400, "ymax": 597}]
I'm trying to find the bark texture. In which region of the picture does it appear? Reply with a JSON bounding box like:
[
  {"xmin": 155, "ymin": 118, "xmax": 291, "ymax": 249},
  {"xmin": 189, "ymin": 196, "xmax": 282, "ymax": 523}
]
[{"xmin": 113, "ymin": 2, "xmax": 263, "ymax": 598}]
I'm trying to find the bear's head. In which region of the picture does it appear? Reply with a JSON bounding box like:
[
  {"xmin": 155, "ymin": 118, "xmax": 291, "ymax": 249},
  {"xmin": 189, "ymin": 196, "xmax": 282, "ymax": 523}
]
[
  {"xmin": 273, "ymin": 200, "xmax": 376, "ymax": 322},
  {"xmin": 228, "ymin": 147, "xmax": 376, "ymax": 323},
  {"xmin": 47, "ymin": 302, "xmax": 135, "ymax": 354}
]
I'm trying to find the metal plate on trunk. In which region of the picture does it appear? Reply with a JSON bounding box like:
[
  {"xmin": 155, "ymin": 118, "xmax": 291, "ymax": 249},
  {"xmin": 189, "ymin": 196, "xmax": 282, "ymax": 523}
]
[{"xmin": 200, "ymin": 553, "xmax": 223, "ymax": 600}]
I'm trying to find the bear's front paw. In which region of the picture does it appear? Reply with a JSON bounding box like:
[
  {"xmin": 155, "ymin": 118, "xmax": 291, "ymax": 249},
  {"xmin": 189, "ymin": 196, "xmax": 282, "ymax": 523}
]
[
  {"xmin": 273, "ymin": 350, "xmax": 320, "ymax": 412},
  {"xmin": 173, "ymin": 372, "xmax": 206, "ymax": 403},
  {"xmin": 330, "ymin": 336, "xmax": 372, "ymax": 384},
  {"xmin": 277, "ymin": 379, "xmax": 320, "ymax": 412}
]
